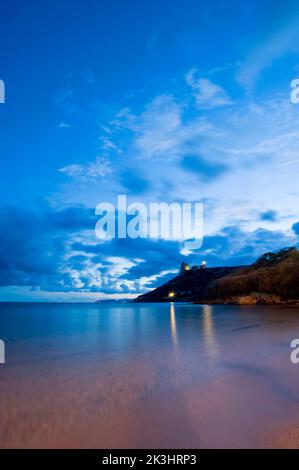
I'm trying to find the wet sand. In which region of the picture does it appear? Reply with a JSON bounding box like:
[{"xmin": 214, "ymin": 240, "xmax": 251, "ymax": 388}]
[
  {"xmin": 1, "ymin": 344, "xmax": 299, "ymax": 448},
  {"xmin": 1, "ymin": 303, "xmax": 299, "ymax": 448}
]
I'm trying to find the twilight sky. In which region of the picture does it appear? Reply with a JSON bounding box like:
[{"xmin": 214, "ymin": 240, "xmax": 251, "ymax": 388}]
[{"xmin": 1, "ymin": 0, "xmax": 299, "ymax": 301}]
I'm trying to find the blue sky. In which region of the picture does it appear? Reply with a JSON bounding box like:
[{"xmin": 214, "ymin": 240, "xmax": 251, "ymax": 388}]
[{"xmin": 1, "ymin": 0, "xmax": 299, "ymax": 300}]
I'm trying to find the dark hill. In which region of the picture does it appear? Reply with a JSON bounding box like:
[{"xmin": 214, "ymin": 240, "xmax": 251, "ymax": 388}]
[
  {"xmin": 206, "ymin": 247, "xmax": 299, "ymax": 305},
  {"xmin": 134, "ymin": 247, "xmax": 299, "ymax": 305},
  {"xmin": 134, "ymin": 265, "xmax": 244, "ymax": 303}
]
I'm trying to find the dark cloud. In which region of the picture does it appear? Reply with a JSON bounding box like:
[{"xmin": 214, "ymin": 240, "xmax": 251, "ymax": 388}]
[
  {"xmin": 259, "ymin": 210, "xmax": 278, "ymax": 222},
  {"xmin": 292, "ymin": 222, "xmax": 299, "ymax": 236},
  {"xmin": 0, "ymin": 203, "xmax": 297, "ymax": 296},
  {"xmin": 197, "ymin": 226, "xmax": 297, "ymax": 267},
  {"xmin": 72, "ymin": 237, "xmax": 183, "ymax": 288},
  {"xmin": 0, "ymin": 204, "xmax": 96, "ymax": 291},
  {"xmin": 181, "ymin": 155, "xmax": 228, "ymax": 181},
  {"xmin": 119, "ymin": 169, "xmax": 151, "ymax": 195},
  {"xmin": 0, "ymin": 203, "xmax": 183, "ymax": 294}
]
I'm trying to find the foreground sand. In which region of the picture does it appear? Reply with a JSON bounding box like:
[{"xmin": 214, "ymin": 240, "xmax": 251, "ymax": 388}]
[
  {"xmin": 1, "ymin": 304, "xmax": 299, "ymax": 448},
  {"xmin": 1, "ymin": 345, "xmax": 299, "ymax": 448}
]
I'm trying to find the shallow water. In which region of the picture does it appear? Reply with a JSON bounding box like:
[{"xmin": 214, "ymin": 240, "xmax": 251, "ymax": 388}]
[{"xmin": 1, "ymin": 302, "xmax": 299, "ymax": 448}]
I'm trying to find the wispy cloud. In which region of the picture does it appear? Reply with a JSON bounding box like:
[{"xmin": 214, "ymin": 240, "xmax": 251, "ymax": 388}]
[
  {"xmin": 99, "ymin": 136, "xmax": 122, "ymax": 154},
  {"xmin": 58, "ymin": 121, "xmax": 71, "ymax": 129},
  {"xmin": 112, "ymin": 93, "xmax": 219, "ymax": 161},
  {"xmin": 59, "ymin": 156, "xmax": 112, "ymax": 179},
  {"xmin": 57, "ymin": 70, "xmax": 299, "ymax": 243},
  {"xmin": 185, "ymin": 68, "xmax": 233, "ymax": 108},
  {"xmin": 236, "ymin": 13, "xmax": 299, "ymax": 90}
]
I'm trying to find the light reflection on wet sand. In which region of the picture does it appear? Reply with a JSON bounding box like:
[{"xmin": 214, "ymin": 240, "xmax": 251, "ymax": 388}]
[
  {"xmin": 1, "ymin": 302, "xmax": 299, "ymax": 448},
  {"xmin": 170, "ymin": 302, "xmax": 178, "ymax": 347},
  {"xmin": 202, "ymin": 304, "xmax": 219, "ymax": 361}
]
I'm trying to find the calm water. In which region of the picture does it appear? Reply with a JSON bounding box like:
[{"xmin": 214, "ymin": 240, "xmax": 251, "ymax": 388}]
[{"xmin": 1, "ymin": 302, "xmax": 299, "ymax": 448}]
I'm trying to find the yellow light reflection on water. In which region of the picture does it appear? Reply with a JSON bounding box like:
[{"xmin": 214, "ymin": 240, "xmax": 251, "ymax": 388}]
[
  {"xmin": 170, "ymin": 302, "xmax": 178, "ymax": 347},
  {"xmin": 203, "ymin": 305, "xmax": 218, "ymax": 360}
]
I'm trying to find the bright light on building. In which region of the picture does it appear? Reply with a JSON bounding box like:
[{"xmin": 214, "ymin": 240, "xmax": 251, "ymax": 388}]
[{"xmin": 168, "ymin": 291, "xmax": 175, "ymax": 298}]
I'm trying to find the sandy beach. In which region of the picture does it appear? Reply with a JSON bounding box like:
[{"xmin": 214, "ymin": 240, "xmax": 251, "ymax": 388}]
[{"xmin": 1, "ymin": 302, "xmax": 299, "ymax": 448}]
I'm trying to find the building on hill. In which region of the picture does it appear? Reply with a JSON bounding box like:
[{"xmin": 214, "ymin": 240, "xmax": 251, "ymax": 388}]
[
  {"xmin": 180, "ymin": 260, "xmax": 207, "ymax": 274},
  {"xmin": 180, "ymin": 262, "xmax": 190, "ymax": 274}
]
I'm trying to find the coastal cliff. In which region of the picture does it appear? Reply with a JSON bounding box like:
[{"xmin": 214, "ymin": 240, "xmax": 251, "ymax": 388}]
[
  {"xmin": 134, "ymin": 247, "xmax": 299, "ymax": 305},
  {"xmin": 205, "ymin": 247, "xmax": 299, "ymax": 305},
  {"xmin": 134, "ymin": 265, "xmax": 244, "ymax": 303}
]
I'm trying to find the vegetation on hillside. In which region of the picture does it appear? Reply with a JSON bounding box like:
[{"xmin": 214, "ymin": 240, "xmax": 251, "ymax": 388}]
[{"xmin": 206, "ymin": 247, "xmax": 299, "ymax": 303}]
